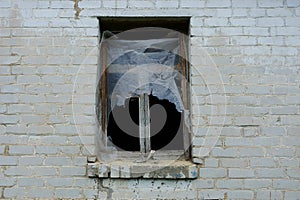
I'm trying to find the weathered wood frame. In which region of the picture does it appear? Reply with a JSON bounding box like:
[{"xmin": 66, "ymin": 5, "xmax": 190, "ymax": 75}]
[{"xmin": 99, "ymin": 35, "xmax": 190, "ymax": 158}]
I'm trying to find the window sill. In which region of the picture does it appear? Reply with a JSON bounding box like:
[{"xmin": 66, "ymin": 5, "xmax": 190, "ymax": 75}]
[{"xmin": 87, "ymin": 156, "xmax": 198, "ymax": 179}]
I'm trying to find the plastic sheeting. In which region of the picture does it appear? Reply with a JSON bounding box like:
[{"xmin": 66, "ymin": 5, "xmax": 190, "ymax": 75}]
[{"xmin": 103, "ymin": 35, "xmax": 185, "ymax": 114}]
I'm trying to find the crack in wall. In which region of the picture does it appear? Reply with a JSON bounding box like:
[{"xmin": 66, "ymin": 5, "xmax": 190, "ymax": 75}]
[
  {"xmin": 94, "ymin": 179, "xmax": 113, "ymax": 200},
  {"xmin": 73, "ymin": 0, "xmax": 83, "ymax": 19}
]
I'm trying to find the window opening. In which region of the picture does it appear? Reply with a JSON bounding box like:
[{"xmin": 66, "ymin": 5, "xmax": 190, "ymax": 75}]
[{"xmin": 96, "ymin": 17, "xmax": 190, "ymax": 159}]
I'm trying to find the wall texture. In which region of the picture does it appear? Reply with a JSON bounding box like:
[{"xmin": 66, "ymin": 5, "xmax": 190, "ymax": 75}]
[{"xmin": 0, "ymin": 0, "xmax": 299, "ymax": 199}]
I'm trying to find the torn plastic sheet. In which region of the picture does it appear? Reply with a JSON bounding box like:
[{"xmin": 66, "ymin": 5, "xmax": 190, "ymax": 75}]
[{"xmin": 103, "ymin": 35, "xmax": 185, "ymax": 113}]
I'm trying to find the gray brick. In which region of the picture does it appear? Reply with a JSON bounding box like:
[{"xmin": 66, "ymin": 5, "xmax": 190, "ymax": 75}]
[
  {"xmin": 32, "ymin": 167, "xmax": 57, "ymax": 176},
  {"xmin": 250, "ymin": 158, "xmax": 276, "ymax": 167},
  {"xmin": 192, "ymin": 179, "xmax": 214, "ymax": 189},
  {"xmin": 211, "ymin": 147, "xmax": 238, "ymax": 157},
  {"xmin": 268, "ymin": 147, "xmax": 295, "ymax": 157},
  {"xmin": 239, "ymin": 148, "xmax": 265, "ymax": 157},
  {"xmin": 9, "ymin": 145, "xmax": 34, "ymax": 155},
  {"xmin": 47, "ymin": 178, "xmax": 73, "ymax": 187},
  {"xmin": 0, "ymin": 95, "xmax": 19, "ymax": 104},
  {"xmin": 0, "ymin": 156, "xmax": 18, "ymax": 166},
  {"xmin": 282, "ymin": 137, "xmax": 300, "ymax": 146},
  {"xmin": 227, "ymin": 190, "xmax": 254, "ymax": 200},
  {"xmin": 5, "ymin": 166, "xmax": 32, "ymax": 176},
  {"xmin": 273, "ymin": 179, "xmax": 299, "ymax": 189},
  {"xmin": 55, "ymin": 188, "xmax": 81, "ymax": 199},
  {"xmin": 221, "ymin": 158, "xmax": 248, "ymax": 168},
  {"xmin": 0, "ymin": 177, "xmax": 16, "ymax": 187},
  {"xmin": 18, "ymin": 178, "xmax": 44, "ymax": 187},
  {"xmin": 0, "ymin": 115, "xmax": 19, "ymax": 124},
  {"xmin": 4, "ymin": 187, "xmax": 26, "ymax": 198},
  {"xmin": 36, "ymin": 146, "xmax": 59, "ymax": 155},
  {"xmin": 27, "ymin": 188, "xmax": 53, "ymax": 198},
  {"xmin": 285, "ymin": 191, "xmax": 300, "ymax": 199},
  {"xmin": 232, "ymin": 0, "xmax": 256, "ymax": 7},
  {"xmin": 287, "ymin": 169, "xmax": 300, "ymax": 179},
  {"xmin": 255, "ymin": 168, "xmax": 286, "ymax": 178},
  {"xmin": 60, "ymin": 166, "xmax": 86, "ymax": 176},
  {"xmin": 19, "ymin": 156, "xmax": 44, "ymax": 165},
  {"xmin": 258, "ymin": 0, "xmax": 283, "ymax": 7},
  {"xmin": 44, "ymin": 157, "xmax": 73, "ymax": 166},
  {"xmin": 216, "ymin": 180, "xmax": 243, "ymax": 189},
  {"xmin": 245, "ymin": 179, "xmax": 272, "ymax": 189},
  {"xmin": 229, "ymin": 169, "xmax": 255, "ymax": 178},
  {"xmin": 200, "ymin": 168, "xmax": 227, "ymax": 178},
  {"xmin": 260, "ymin": 127, "xmax": 286, "ymax": 136},
  {"xmin": 206, "ymin": 0, "xmax": 230, "ymax": 7}
]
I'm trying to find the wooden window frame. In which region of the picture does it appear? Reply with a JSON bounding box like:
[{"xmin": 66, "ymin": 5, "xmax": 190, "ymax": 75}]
[{"xmin": 98, "ymin": 17, "xmax": 191, "ymax": 160}]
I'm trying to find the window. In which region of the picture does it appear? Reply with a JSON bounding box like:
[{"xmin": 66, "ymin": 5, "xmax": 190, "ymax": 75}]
[{"xmin": 91, "ymin": 18, "xmax": 197, "ymax": 179}]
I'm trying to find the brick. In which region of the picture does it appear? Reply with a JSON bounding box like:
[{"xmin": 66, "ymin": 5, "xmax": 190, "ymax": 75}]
[
  {"xmin": 0, "ymin": 76, "xmax": 15, "ymax": 84},
  {"xmin": 216, "ymin": 180, "xmax": 243, "ymax": 189},
  {"xmin": 260, "ymin": 127, "xmax": 286, "ymax": 136},
  {"xmin": 229, "ymin": 169, "xmax": 255, "ymax": 178},
  {"xmin": 8, "ymin": 104, "xmax": 33, "ymax": 114},
  {"xmin": 5, "ymin": 167, "xmax": 32, "ymax": 176},
  {"xmin": 156, "ymin": 0, "xmax": 179, "ymax": 8},
  {"xmin": 200, "ymin": 168, "xmax": 227, "ymax": 178},
  {"xmin": 9, "ymin": 145, "xmax": 34, "ymax": 155},
  {"xmin": 250, "ymin": 158, "xmax": 276, "ymax": 167},
  {"xmin": 4, "ymin": 187, "xmax": 26, "ymax": 198},
  {"xmin": 0, "ymin": 94, "xmax": 18, "ymax": 103},
  {"xmin": 211, "ymin": 148, "xmax": 238, "ymax": 158},
  {"xmin": 27, "ymin": 188, "xmax": 53, "ymax": 198},
  {"xmin": 0, "ymin": 177, "xmax": 16, "ymax": 187},
  {"xmin": 225, "ymin": 137, "xmax": 253, "ymax": 146},
  {"xmin": 47, "ymin": 178, "xmax": 73, "ymax": 187},
  {"xmin": 287, "ymin": 0, "xmax": 300, "ymax": 7},
  {"xmin": 36, "ymin": 146, "xmax": 58, "ymax": 155},
  {"xmin": 252, "ymin": 137, "xmax": 280, "ymax": 146},
  {"xmin": 44, "ymin": 157, "xmax": 72, "ymax": 166},
  {"xmin": 192, "ymin": 179, "xmax": 214, "ymax": 189},
  {"xmin": 199, "ymin": 190, "xmax": 225, "ymax": 200},
  {"xmin": 285, "ymin": 191, "xmax": 300, "ymax": 199},
  {"xmin": 230, "ymin": 18, "xmax": 256, "ymax": 26},
  {"xmin": 258, "ymin": 0, "xmax": 283, "ymax": 7},
  {"xmin": 227, "ymin": 190, "xmax": 254, "ymax": 200},
  {"xmin": 273, "ymin": 180, "xmax": 300, "ymax": 189},
  {"xmin": 204, "ymin": 18, "xmax": 229, "ymax": 26},
  {"xmin": 181, "ymin": 0, "xmax": 204, "ymax": 8},
  {"xmin": 255, "ymin": 168, "xmax": 286, "ymax": 178},
  {"xmin": 55, "ymin": 188, "xmax": 81, "ymax": 199},
  {"xmin": 60, "ymin": 166, "xmax": 86, "ymax": 176},
  {"xmin": 232, "ymin": 0, "xmax": 256, "ymax": 7},
  {"xmin": 268, "ymin": 148, "xmax": 295, "ymax": 157},
  {"xmin": 279, "ymin": 158, "xmax": 299, "ymax": 168},
  {"xmin": 18, "ymin": 178, "xmax": 44, "ymax": 187},
  {"xmin": 257, "ymin": 17, "xmax": 284, "ymax": 26},
  {"xmin": 221, "ymin": 158, "xmax": 248, "ymax": 168},
  {"xmin": 128, "ymin": 0, "xmax": 155, "ymax": 8},
  {"xmin": 32, "ymin": 167, "xmax": 57, "ymax": 176},
  {"xmin": 0, "ymin": 115, "xmax": 19, "ymax": 124},
  {"xmin": 245, "ymin": 179, "xmax": 272, "ymax": 189},
  {"xmin": 206, "ymin": 0, "xmax": 230, "ymax": 7},
  {"xmin": 19, "ymin": 156, "xmax": 44, "ymax": 165}
]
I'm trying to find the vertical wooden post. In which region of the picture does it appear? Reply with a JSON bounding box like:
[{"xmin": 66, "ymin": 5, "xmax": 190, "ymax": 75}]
[
  {"xmin": 180, "ymin": 35, "xmax": 191, "ymax": 159},
  {"xmin": 101, "ymin": 43, "xmax": 107, "ymax": 145}
]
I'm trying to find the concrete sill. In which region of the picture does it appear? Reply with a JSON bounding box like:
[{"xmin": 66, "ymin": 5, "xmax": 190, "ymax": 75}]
[{"xmin": 87, "ymin": 159, "xmax": 198, "ymax": 179}]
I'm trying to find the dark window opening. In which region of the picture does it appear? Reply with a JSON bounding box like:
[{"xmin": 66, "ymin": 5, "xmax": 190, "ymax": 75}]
[
  {"xmin": 107, "ymin": 95, "xmax": 184, "ymax": 152},
  {"xmin": 107, "ymin": 97, "xmax": 140, "ymax": 151}
]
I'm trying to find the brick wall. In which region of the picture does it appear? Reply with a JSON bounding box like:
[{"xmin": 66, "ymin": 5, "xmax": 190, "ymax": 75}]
[{"xmin": 0, "ymin": 0, "xmax": 299, "ymax": 199}]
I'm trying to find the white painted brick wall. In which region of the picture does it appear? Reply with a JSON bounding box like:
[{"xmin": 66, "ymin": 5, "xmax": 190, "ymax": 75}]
[{"xmin": 0, "ymin": 0, "xmax": 299, "ymax": 199}]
